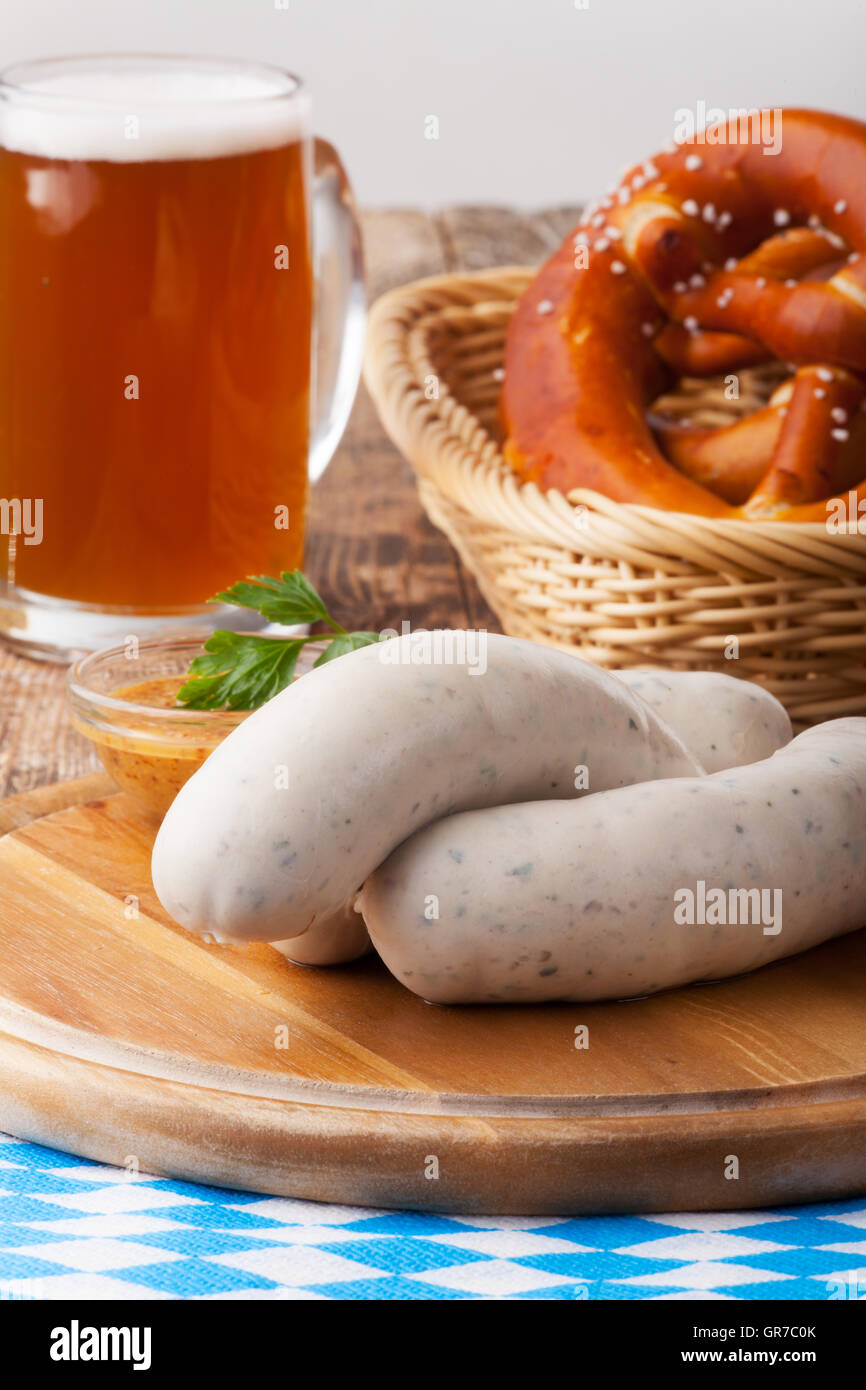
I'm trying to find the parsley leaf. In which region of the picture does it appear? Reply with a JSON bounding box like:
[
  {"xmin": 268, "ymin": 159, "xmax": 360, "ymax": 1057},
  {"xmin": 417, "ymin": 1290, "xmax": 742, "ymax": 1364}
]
[
  {"xmin": 177, "ymin": 572, "xmax": 385, "ymax": 711},
  {"xmin": 177, "ymin": 633, "xmax": 307, "ymax": 711},
  {"xmin": 213, "ymin": 571, "xmax": 332, "ymax": 628}
]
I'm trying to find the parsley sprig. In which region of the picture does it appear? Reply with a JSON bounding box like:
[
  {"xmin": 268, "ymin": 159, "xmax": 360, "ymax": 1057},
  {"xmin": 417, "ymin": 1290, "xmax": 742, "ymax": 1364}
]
[{"xmin": 177, "ymin": 571, "xmax": 381, "ymax": 711}]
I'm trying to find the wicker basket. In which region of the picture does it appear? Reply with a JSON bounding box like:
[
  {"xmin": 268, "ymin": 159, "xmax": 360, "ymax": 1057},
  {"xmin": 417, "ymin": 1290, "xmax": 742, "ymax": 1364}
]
[{"xmin": 363, "ymin": 267, "xmax": 866, "ymax": 723}]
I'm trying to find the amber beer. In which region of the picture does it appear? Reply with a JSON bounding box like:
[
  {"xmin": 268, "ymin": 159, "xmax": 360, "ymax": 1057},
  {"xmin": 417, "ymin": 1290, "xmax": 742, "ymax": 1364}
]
[{"xmin": 0, "ymin": 58, "xmax": 314, "ymax": 614}]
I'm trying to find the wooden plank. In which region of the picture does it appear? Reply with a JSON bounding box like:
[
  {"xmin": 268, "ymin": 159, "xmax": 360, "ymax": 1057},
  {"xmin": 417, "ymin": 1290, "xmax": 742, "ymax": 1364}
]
[
  {"xmin": 434, "ymin": 204, "xmax": 582, "ymax": 269},
  {"xmin": 0, "ymin": 650, "xmax": 97, "ymax": 797}
]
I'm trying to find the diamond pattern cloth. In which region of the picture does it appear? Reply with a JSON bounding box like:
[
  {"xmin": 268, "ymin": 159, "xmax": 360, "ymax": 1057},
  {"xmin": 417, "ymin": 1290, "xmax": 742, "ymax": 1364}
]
[{"xmin": 0, "ymin": 1134, "xmax": 863, "ymax": 1300}]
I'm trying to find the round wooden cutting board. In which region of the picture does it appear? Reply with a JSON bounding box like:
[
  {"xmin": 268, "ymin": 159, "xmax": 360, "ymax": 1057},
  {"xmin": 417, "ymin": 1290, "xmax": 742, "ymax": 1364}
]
[{"xmin": 1, "ymin": 776, "xmax": 866, "ymax": 1215}]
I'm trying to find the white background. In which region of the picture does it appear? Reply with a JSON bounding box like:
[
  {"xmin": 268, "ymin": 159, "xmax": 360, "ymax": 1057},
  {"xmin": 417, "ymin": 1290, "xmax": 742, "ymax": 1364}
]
[{"xmin": 2, "ymin": 0, "xmax": 864, "ymax": 207}]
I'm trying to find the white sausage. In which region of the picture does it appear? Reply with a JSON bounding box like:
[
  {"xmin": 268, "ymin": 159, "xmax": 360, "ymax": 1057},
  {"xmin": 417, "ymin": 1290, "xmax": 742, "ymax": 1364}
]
[
  {"xmin": 278, "ymin": 668, "xmax": 790, "ymax": 966},
  {"xmin": 358, "ymin": 719, "xmax": 866, "ymax": 1004},
  {"xmin": 152, "ymin": 632, "xmax": 701, "ymax": 946},
  {"xmin": 615, "ymin": 669, "xmax": 791, "ymax": 772},
  {"xmin": 270, "ymin": 900, "xmax": 372, "ymax": 965}
]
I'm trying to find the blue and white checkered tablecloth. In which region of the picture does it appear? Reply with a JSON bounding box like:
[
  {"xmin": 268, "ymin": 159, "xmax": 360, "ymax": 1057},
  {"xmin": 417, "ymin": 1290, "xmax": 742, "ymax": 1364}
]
[{"xmin": 1, "ymin": 1133, "xmax": 864, "ymax": 1301}]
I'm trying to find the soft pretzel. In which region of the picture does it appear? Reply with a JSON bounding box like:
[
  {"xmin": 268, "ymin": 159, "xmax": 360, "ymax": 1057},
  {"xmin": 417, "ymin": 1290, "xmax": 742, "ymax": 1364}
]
[{"xmin": 501, "ymin": 109, "xmax": 866, "ymax": 521}]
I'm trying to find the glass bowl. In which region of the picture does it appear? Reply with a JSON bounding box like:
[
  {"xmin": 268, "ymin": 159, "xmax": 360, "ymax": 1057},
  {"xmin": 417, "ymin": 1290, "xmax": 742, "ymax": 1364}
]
[{"xmin": 67, "ymin": 632, "xmax": 317, "ymax": 819}]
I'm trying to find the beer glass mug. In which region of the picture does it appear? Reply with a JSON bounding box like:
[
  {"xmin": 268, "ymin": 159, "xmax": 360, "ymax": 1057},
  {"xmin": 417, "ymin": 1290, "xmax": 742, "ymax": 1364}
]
[{"xmin": 0, "ymin": 54, "xmax": 364, "ymax": 659}]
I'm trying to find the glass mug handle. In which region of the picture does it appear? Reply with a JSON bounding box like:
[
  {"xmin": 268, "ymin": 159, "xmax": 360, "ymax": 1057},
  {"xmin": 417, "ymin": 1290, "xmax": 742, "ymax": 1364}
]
[{"xmin": 309, "ymin": 137, "xmax": 365, "ymax": 483}]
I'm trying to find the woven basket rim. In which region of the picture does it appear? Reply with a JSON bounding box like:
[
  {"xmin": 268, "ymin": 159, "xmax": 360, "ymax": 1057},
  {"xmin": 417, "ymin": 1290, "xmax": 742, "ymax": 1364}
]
[{"xmin": 363, "ymin": 265, "xmax": 866, "ymax": 560}]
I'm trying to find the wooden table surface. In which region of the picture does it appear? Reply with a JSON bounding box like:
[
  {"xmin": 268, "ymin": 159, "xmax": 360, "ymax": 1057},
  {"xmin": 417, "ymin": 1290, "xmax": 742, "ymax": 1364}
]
[{"xmin": 0, "ymin": 205, "xmax": 578, "ymax": 799}]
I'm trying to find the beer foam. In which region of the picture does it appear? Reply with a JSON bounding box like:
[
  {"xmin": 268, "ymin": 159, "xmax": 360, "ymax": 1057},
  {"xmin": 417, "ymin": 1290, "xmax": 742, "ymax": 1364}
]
[{"xmin": 0, "ymin": 58, "xmax": 309, "ymax": 162}]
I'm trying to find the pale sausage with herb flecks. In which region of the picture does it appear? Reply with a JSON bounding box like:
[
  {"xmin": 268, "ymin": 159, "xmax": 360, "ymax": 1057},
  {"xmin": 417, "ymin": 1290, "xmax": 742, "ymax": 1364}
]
[
  {"xmin": 358, "ymin": 719, "xmax": 866, "ymax": 1003},
  {"xmin": 616, "ymin": 668, "xmax": 791, "ymax": 773},
  {"xmin": 151, "ymin": 632, "xmax": 701, "ymax": 950}
]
